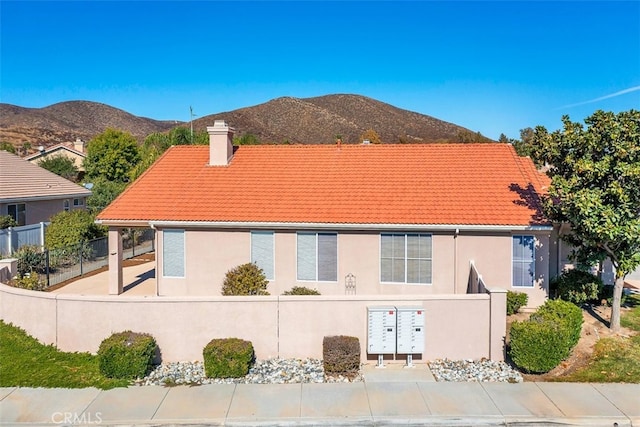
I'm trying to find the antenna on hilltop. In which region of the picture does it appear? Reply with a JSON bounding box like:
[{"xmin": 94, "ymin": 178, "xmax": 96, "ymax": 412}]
[{"xmin": 190, "ymin": 106, "xmax": 198, "ymax": 144}]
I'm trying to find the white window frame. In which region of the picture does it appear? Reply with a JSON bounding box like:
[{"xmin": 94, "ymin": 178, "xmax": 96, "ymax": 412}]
[
  {"xmin": 512, "ymin": 235, "xmax": 535, "ymax": 287},
  {"xmin": 163, "ymin": 229, "xmax": 185, "ymax": 278},
  {"xmin": 380, "ymin": 233, "xmax": 433, "ymax": 285},
  {"xmin": 251, "ymin": 231, "xmax": 275, "ymax": 280},
  {"xmin": 296, "ymin": 232, "xmax": 338, "ymax": 282},
  {"xmin": 63, "ymin": 199, "xmax": 70, "ymax": 211}
]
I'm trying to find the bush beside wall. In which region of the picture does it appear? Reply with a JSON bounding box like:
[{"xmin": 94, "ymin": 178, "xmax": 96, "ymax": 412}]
[
  {"xmin": 282, "ymin": 286, "xmax": 320, "ymax": 295},
  {"xmin": 221, "ymin": 263, "xmax": 270, "ymax": 296},
  {"xmin": 322, "ymin": 335, "xmax": 360, "ymax": 378},
  {"xmin": 507, "ymin": 291, "xmax": 528, "ymax": 315},
  {"xmin": 97, "ymin": 331, "xmax": 157, "ymax": 379},
  {"xmin": 203, "ymin": 338, "xmax": 254, "ymax": 378}
]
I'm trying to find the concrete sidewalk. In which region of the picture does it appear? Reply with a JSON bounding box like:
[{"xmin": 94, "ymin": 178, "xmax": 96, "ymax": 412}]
[{"xmin": 1, "ymin": 381, "xmax": 638, "ymax": 426}]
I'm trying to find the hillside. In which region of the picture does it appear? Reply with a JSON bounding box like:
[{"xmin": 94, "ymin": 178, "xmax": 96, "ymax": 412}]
[
  {"xmin": 0, "ymin": 101, "xmax": 178, "ymax": 149},
  {"xmin": 0, "ymin": 95, "xmax": 488, "ymax": 151},
  {"xmin": 191, "ymin": 94, "xmax": 480, "ymax": 144}
]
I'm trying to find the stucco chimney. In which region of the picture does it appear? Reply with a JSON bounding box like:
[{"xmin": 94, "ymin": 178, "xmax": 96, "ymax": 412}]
[
  {"xmin": 73, "ymin": 138, "xmax": 85, "ymax": 153},
  {"xmin": 207, "ymin": 120, "xmax": 235, "ymax": 166}
]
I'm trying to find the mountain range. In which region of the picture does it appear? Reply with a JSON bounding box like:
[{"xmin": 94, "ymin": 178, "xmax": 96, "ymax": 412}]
[{"xmin": 0, "ymin": 94, "xmax": 487, "ymax": 150}]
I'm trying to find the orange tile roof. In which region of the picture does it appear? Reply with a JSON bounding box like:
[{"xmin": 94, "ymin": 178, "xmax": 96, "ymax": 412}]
[{"xmin": 97, "ymin": 143, "xmax": 551, "ymax": 227}]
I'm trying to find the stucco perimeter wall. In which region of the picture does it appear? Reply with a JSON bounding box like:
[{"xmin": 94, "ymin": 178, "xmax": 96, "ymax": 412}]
[{"xmin": 0, "ymin": 284, "xmax": 506, "ymax": 362}]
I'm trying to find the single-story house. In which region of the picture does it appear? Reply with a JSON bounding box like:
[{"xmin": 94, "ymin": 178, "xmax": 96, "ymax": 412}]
[
  {"xmin": 0, "ymin": 150, "xmax": 91, "ymax": 226},
  {"xmin": 24, "ymin": 138, "xmax": 87, "ymax": 172},
  {"xmin": 97, "ymin": 121, "xmax": 556, "ymax": 308}
]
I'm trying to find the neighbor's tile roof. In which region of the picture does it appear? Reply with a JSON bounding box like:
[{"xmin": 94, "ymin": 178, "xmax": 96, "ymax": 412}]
[
  {"xmin": 97, "ymin": 143, "xmax": 550, "ymax": 227},
  {"xmin": 0, "ymin": 150, "xmax": 91, "ymax": 202}
]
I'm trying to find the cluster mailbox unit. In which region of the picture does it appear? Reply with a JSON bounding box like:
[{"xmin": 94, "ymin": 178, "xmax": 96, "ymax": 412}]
[{"xmin": 367, "ymin": 306, "xmax": 425, "ymax": 367}]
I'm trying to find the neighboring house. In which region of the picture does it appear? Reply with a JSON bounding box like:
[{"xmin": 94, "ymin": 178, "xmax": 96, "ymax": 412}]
[
  {"xmin": 0, "ymin": 150, "xmax": 92, "ymax": 226},
  {"xmin": 97, "ymin": 121, "xmax": 553, "ymax": 308},
  {"xmin": 24, "ymin": 138, "xmax": 86, "ymax": 172}
]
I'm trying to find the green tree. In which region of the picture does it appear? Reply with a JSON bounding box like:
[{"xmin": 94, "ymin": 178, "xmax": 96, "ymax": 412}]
[
  {"xmin": 534, "ymin": 110, "xmax": 640, "ymax": 332},
  {"xmin": 84, "ymin": 128, "xmax": 140, "ymax": 183},
  {"xmin": 85, "ymin": 176, "xmax": 128, "ymax": 213},
  {"xmin": 45, "ymin": 210, "xmax": 107, "ymax": 249},
  {"xmin": 360, "ymin": 129, "xmax": 382, "ymax": 144},
  {"xmin": 234, "ymin": 133, "xmax": 260, "ymax": 145},
  {"xmin": 0, "ymin": 142, "xmax": 16, "ymax": 154},
  {"xmin": 38, "ymin": 155, "xmax": 79, "ymax": 181},
  {"xmin": 512, "ymin": 127, "xmax": 536, "ymax": 159}
]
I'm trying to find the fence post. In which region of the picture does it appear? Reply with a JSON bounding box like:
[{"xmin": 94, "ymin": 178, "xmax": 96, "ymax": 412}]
[
  {"xmin": 7, "ymin": 227, "xmax": 13, "ymax": 254},
  {"xmin": 40, "ymin": 222, "xmax": 46, "ymax": 250},
  {"xmin": 132, "ymin": 231, "xmax": 136, "ymax": 258},
  {"xmin": 45, "ymin": 249, "xmax": 50, "ymax": 288},
  {"xmin": 79, "ymin": 242, "xmax": 83, "ymax": 276}
]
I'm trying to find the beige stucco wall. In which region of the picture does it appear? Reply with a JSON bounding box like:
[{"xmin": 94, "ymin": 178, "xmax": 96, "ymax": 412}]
[
  {"xmin": 0, "ymin": 284, "xmax": 506, "ymax": 362},
  {"xmin": 154, "ymin": 227, "xmax": 549, "ymax": 309}
]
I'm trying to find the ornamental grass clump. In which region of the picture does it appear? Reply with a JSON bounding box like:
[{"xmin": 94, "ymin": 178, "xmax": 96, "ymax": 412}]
[
  {"xmin": 97, "ymin": 331, "xmax": 157, "ymax": 379},
  {"xmin": 203, "ymin": 338, "xmax": 254, "ymax": 378}
]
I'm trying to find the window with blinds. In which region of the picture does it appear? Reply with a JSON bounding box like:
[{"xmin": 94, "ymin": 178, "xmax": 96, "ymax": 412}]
[
  {"xmin": 381, "ymin": 233, "xmax": 432, "ymax": 284},
  {"xmin": 297, "ymin": 232, "xmax": 337, "ymax": 281},
  {"xmin": 251, "ymin": 231, "xmax": 274, "ymax": 280},
  {"xmin": 163, "ymin": 229, "xmax": 185, "ymax": 278},
  {"xmin": 513, "ymin": 235, "xmax": 535, "ymax": 287}
]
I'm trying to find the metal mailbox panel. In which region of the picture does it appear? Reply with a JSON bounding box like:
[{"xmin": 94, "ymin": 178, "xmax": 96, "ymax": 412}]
[
  {"xmin": 367, "ymin": 306, "xmax": 396, "ymax": 354},
  {"xmin": 396, "ymin": 306, "xmax": 425, "ymax": 354}
]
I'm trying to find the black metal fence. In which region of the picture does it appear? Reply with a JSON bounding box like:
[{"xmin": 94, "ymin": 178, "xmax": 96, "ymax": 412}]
[{"xmin": 13, "ymin": 229, "xmax": 155, "ymax": 289}]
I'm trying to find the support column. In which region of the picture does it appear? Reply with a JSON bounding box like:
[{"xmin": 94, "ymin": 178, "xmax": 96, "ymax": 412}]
[
  {"xmin": 108, "ymin": 227, "xmax": 123, "ymax": 295},
  {"xmin": 487, "ymin": 287, "xmax": 507, "ymax": 361}
]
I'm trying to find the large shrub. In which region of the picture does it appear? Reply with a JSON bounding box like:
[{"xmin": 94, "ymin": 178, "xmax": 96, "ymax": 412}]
[
  {"xmin": 203, "ymin": 338, "xmax": 254, "ymax": 378},
  {"xmin": 507, "ymin": 291, "xmax": 528, "ymax": 315},
  {"xmin": 552, "ymin": 269, "xmax": 603, "ymax": 306},
  {"xmin": 322, "ymin": 335, "xmax": 361, "ymax": 378},
  {"xmin": 97, "ymin": 331, "xmax": 157, "ymax": 379},
  {"xmin": 531, "ymin": 299, "xmax": 583, "ymax": 349},
  {"xmin": 509, "ymin": 319, "xmax": 573, "ymax": 373},
  {"xmin": 45, "ymin": 210, "xmax": 107, "ymax": 249},
  {"xmin": 509, "ymin": 299, "xmax": 584, "ymax": 373},
  {"xmin": 221, "ymin": 263, "xmax": 270, "ymax": 296}
]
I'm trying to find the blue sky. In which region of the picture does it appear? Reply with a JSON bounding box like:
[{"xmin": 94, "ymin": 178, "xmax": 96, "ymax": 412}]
[{"xmin": 1, "ymin": 1, "xmax": 638, "ymax": 140}]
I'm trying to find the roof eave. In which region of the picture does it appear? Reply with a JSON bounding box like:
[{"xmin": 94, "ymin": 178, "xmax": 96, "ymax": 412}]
[
  {"xmin": 96, "ymin": 219, "xmax": 552, "ymax": 232},
  {"xmin": 0, "ymin": 191, "xmax": 92, "ymax": 204}
]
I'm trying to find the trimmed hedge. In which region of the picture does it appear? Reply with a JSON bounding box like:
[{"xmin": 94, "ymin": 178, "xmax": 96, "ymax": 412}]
[
  {"xmin": 322, "ymin": 335, "xmax": 360, "ymax": 378},
  {"xmin": 507, "ymin": 291, "xmax": 528, "ymax": 315},
  {"xmin": 531, "ymin": 299, "xmax": 583, "ymax": 349},
  {"xmin": 553, "ymin": 269, "xmax": 603, "ymax": 306},
  {"xmin": 221, "ymin": 263, "xmax": 270, "ymax": 296},
  {"xmin": 509, "ymin": 319, "xmax": 572, "ymax": 373},
  {"xmin": 509, "ymin": 299, "xmax": 583, "ymax": 373},
  {"xmin": 203, "ymin": 338, "xmax": 254, "ymax": 378},
  {"xmin": 283, "ymin": 286, "xmax": 321, "ymax": 295},
  {"xmin": 97, "ymin": 331, "xmax": 157, "ymax": 379}
]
